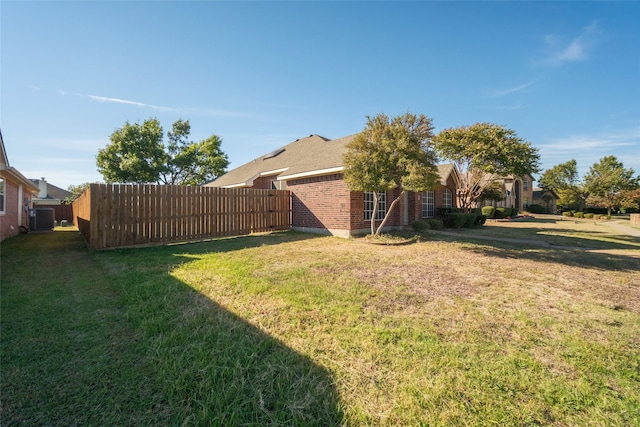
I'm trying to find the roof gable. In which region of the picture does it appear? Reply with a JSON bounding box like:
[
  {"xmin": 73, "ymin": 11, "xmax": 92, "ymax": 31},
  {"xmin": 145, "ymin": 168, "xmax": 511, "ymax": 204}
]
[{"xmin": 208, "ymin": 134, "xmax": 354, "ymax": 187}]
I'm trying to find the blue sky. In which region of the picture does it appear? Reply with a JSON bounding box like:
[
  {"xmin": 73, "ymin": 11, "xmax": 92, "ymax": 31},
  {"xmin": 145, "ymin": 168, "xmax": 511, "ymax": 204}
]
[{"xmin": 2, "ymin": 1, "xmax": 639, "ymax": 190}]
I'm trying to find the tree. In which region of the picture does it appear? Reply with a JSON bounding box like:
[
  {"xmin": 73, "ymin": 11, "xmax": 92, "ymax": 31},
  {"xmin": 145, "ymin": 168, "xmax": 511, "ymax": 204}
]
[
  {"xmin": 479, "ymin": 181, "xmax": 504, "ymax": 205},
  {"xmin": 65, "ymin": 182, "xmax": 91, "ymax": 203},
  {"xmin": 431, "ymin": 123, "xmax": 540, "ymax": 211},
  {"xmin": 617, "ymin": 188, "xmax": 640, "ymax": 213},
  {"xmin": 538, "ymin": 160, "xmax": 588, "ymax": 210},
  {"xmin": 583, "ymin": 156, "xmax": 639, "ymax": 215},
  {"xmin": 96, "ymin": 118, "xmax": 229, "ymax": 185},
  {"xmin": 343, "ymin": 112, "xmax": 441, "ymax": 235}
]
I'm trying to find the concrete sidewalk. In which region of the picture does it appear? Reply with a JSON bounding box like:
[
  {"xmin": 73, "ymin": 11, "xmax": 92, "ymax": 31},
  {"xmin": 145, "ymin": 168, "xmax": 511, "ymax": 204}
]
[{"xmin": 604, "ymin": 221, "xmax": 640, "ymax": 238}]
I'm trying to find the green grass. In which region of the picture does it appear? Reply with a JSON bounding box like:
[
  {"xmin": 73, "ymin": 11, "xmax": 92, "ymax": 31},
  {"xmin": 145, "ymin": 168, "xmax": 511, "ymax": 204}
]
[{"xmin": 1, "ymin": 223, "xmax": 639, "ymax": 426}]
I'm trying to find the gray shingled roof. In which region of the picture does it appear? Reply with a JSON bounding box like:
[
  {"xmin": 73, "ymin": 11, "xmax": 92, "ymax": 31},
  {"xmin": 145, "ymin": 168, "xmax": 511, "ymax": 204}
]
[
  {"xmin": 208, "ymin": 134, "xmax": 355, "ymax": 187},
  {"xmin": 208, "ymin": 133, "xmax": 458, "ymax": 188},
  {"xmin": 30, "ymin": 179, "xmax": 72, "ymax": 200}
]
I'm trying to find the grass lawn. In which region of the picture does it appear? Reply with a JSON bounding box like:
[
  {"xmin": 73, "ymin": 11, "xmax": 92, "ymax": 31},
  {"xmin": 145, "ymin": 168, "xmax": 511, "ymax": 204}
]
[{"xmin": 1, "ymin": 218, "xmax": 639, "ymax": 426}]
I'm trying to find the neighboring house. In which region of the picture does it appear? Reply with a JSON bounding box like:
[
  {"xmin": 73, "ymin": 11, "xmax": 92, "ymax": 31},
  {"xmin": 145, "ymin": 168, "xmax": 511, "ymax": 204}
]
[
  {"xmin": 532, "ymin": 187, "xmax": 559, "ymax": 214},
  {"xmin": 206, "ymin": 134, "xmax": 460, "ymax": 237},
  {"xmin": 30, "ymin": 177, "xmax": 73, "ymax": 222},
  {"xmin": 479, "ymin": 174, "xmax": 535, "ymax": 212},
  {"xmin": 0, "ymin": 130, "xmax": 40, "ymax": 241}
]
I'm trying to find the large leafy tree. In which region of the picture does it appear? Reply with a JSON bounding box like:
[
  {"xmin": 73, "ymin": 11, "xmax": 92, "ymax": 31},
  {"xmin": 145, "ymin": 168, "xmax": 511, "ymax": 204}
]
[
  {"xmin": 432, "ymin": 123, "xmax": 540, "ymax": 211},
  {"xmin": 538, "ymin": 160, "xmax": 588, "ymax": 210},
  {"xmin": 96, "ymin": 118, "xmax": 228, "ymax": 185},
  {"xmin": 343, "ymin": 112, "xmax": 440, "ymax": 235},
  {"xmin": 583, "ymin": 156, "xmax": 639, "ymax": 215}
]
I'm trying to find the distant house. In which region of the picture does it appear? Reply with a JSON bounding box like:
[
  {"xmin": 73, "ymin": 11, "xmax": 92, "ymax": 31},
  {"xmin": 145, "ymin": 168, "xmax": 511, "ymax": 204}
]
[
  {"xmin": 0, "ymin": 130, "xmax": 40, "ymax": 241},
  {"xmin": 30, "ymin": 177, "xmax": 73, "ymax": 222},
  {"xmin": 206, "ymin": 134, "xmax": 460, "ymax": 237},
  {"xmin": 479, "ymin": 174, "xmax": 535, "ymax": 213},
  {"xmin": 532, "ymin": 187, "xmax": 559, "ymax": 214}
]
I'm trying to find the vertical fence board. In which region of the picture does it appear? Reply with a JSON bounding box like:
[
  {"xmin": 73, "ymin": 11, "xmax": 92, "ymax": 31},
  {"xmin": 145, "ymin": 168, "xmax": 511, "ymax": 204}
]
[{"xmin": 73, "ymin": 184, "xmax": 291, "ymax": 249}]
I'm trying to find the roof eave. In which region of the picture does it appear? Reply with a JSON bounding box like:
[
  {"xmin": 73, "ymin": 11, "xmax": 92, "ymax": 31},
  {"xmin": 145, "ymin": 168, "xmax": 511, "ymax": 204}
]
[{"xmin": 278, "ymin": 166, "xmax": 344, "ymax": 181}]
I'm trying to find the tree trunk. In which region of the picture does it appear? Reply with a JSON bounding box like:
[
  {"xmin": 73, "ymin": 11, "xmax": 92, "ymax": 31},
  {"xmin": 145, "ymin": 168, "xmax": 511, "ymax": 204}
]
[
  {"xmin": 375, "ymin": 190, "xmax": 405, "ymax": 235},
  {"xmin": 371, "ymin": 191, "xmax": 379, "ymax": 235}
]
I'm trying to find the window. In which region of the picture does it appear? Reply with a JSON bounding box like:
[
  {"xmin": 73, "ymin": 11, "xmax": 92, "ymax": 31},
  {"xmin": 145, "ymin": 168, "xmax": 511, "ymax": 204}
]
[
  {"xmin": 364, "ymin": 191, "xmax": 386, "ymax": 220},
  {"xmin": 422, "ymin": 191, "xmax": 435, "ymax": 218},
  {"xmin": 523, "ymin": 178, "xmax": 529, "ymax": 191},
  {"xmin": 443, "ymin": 188, "xmax": 453, "ymax": 209},
  {"xmin": 0, "ymin": 178, "xmax": 5, "ymax": 214}
]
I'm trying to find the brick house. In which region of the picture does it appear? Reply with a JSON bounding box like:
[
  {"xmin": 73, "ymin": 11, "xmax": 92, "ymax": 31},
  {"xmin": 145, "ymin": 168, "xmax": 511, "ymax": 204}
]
[
  {"xmin": 0, "ymin": 130, "xmax": 40, "ymax": 241},
  {"xmin": 532, "ymin": 187, "xmax": 559, "ymax": 214},
  {"xmin": 478, "ymin": 174, "xmax": 535, "ymax": 212},
  {"xmin": 206, "ymin": 134, "xmax": 460, "ymax": 237}
]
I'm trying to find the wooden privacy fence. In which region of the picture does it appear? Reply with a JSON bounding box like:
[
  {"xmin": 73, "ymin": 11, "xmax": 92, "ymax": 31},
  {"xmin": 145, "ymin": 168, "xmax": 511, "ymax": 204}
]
[{"xmin": 72, "ymin": 184, "xmax": 291, "ymax": 249}]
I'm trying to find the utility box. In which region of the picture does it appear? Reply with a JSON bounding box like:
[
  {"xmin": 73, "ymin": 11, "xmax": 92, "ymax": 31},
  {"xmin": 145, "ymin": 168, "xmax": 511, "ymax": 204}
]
[{"xmin": 32, "ymin": 208, "xmax": 55, "ymax": 231}]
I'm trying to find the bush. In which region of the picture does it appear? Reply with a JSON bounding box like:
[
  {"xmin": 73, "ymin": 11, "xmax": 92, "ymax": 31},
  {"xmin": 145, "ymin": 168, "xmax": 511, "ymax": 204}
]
[
  {"xmin": 495, "ymin": 207, "xmax": 511, "ymax": 219},
  {"xmin": 442, "ymin": 213, "xmax": 468, "ymax": 229},
  {"xmin": 426, "ymin": 218, "xmax": 444, "ymax": 230},
  {"xmin": 584, "ymin": 213, "xmax": 594, "ymax": 219},
  {"xmin": 585, "ymin": 207, "xmax": 608, "ymax": 215},
  {"xmin": 436, "ymin": 207, "xmax": 461, "ymax": 218},
  {"xmin": 481, "ymin": 206, "xmax": 496, "ymax": 218},
  {"xmin": 511, "ymin": 208, "xmax": 519, "ymax": 216},
  {"xmin": 527, "ymin": 204, "xmax": 547, "ymax": 214},
  {"xmin": 527, "ymin": 203, "xmax": 548, "ymax": 213},
  {"xmin": 562, "ymin": 211, "xmax": 574, "ymax": 217},
  {"xmin": 574, "ymin": 212, "xmax": 584, "ymax": 219},
  {"xmin": 410, "ymin": 220, "xmax": 429, "ymax": 232},
  {"xmin": 443, "ymin": 213, "xmax": 483, "ymax": 229}
]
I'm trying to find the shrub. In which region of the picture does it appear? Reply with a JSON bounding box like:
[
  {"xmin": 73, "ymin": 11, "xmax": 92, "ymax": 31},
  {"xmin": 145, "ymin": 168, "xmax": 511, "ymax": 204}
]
[
  {"xmin": 562, "ymin": 211, "xmax": 573, "ymax": 217},
  {"xmin": 481, "ymin": 206, "xmax": 496, "ymax": 218},
  {"xmin": 443, "ymin": 213, "xmax": 482, "ymax": 229},
  {"xmin": 426, "ymin": 218, "xmax": 444, "ymax": 230},
  {"xmin": 410, "ymin": 220, "xmax": 429, "ymax": 232},
  {"xmin": 463, "ymin": 214, "xmax": 477, "ymax": 228},
  {"xmin": 511, "ymin": 208, "xmax": 519, "ymax": 216},
  {"xmin": 584, "ymin": 213, "xmax": 594, "ymax": 219},
  {"xmin": 527, "ymin": 204, "xmax": 547, "ymax": 214},
  {"xmin": 585, "ymin": 207, "xmax": 608, "ymax": 215},
  {"xmin": 574, "ymin": 212, "xmax": 584, "ymax": 219},
  {"xmin": 436, "ymin": 207, "xmax": 461, "ymax": 218},
  {"xmin": 495, "ymin": 208, "xmax": 510, "ymax": 219},
  {"xmin": 442, "ymin": 213, "xmax": 468, "ymax": 229}
]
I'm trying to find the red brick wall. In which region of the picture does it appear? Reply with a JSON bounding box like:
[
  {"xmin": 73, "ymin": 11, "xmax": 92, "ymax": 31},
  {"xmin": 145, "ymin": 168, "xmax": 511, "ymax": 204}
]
[
  {"xmin": 287, "ymin": 174, "xmax": 355, "ymax": 230},
  {"xmin": 1, "ymin": 179, "xmax": 31, "ymax": 241}
]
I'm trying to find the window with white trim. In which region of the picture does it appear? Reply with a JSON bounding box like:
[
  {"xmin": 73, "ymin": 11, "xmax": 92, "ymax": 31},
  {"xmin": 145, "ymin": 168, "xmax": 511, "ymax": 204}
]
[
  {"xmin": 523, "ymin": 178, "xmax": 529, "ymax": 191},
  {"xmin": 443, "ymin": 188, "xmax": 453, "ymax": 209},
  {"xmin": 364, "ymin": 191, "xmax": 386, "ymax": 220},
  {"xmin": 422, "ymin": 191, "xmax": 435, "ymax": 218},
  {"xmin": 0, "ymin": 178, "xmax": 5, "ymax": 214}
]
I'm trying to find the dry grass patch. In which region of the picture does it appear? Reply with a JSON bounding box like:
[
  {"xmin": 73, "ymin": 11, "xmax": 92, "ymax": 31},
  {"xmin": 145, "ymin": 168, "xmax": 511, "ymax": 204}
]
[{"xmin": 3, "ymin": 222, "xmax": 639, "ymax": 426}]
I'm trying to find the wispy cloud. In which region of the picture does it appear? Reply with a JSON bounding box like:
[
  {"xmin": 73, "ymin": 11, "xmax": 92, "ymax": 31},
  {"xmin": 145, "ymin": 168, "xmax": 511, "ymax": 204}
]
[
  {"xmin": 75, "ymin": 92, "xmax": 259, "ymax": 119},
  {"xmin": 538, "ymin": 127, "xmax": 640, "ymax": 174},
  {"xmin": 540, "ymin": 20, "xmax": 600, "ymax": 67},
  {"xmin": 489, "ymin": 80, "xmax": 537, "ymax": 98},
  {"xmin": 542, "ymin": 127, "xmax": 639, "ymax": 153},
  {"xmin": 77, "ymin": 93, "xmax": 175, "ymax": 112}
]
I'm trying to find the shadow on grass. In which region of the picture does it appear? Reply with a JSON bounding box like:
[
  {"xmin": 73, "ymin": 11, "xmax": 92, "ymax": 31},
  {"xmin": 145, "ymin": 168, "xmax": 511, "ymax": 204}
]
[
  {"xmin": 424, "ymin": 230, "xmax": 640, "ymax": 273},
  {"xmin": 1, "ymin": 230, "xmax": 343, "ymax": 426}
]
